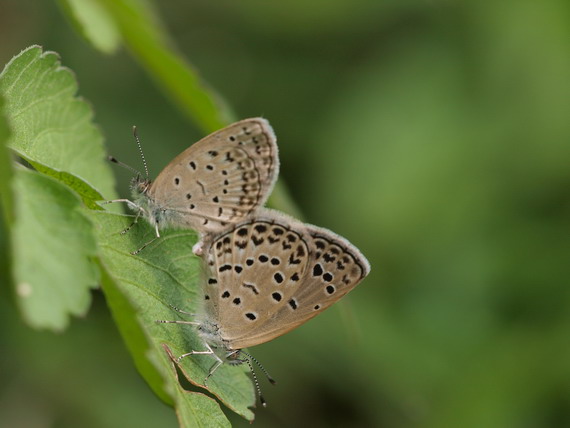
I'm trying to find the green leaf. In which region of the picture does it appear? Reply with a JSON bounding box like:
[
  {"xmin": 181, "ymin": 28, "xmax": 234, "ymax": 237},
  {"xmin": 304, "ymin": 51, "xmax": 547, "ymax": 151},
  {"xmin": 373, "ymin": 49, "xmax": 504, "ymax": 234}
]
[
  {"xmin": 0, "ymin": 46, "xmax": 116, "ymax": 331},
  {"xmin": 11, "ymin": 168, "xmax": 99, "ymax": 331},
  {"xmin": 0, "ymin": 95, "xmax": 13, "ymax": 223},
  {"xmin": 58, "ymin": 0, "xmax": 122, "ymax": 54},
  {"xmin": 93, "ymin": 0, "xmax": 235, "ymax": 134},
  {"xmin": 89, "ymin": 211, "xmax": 256, "ymax": 423},
  {"xmin": 57, "ymin": 0, "xmax": 303, "ymax": 217},
  {"xmin": 97, "ymin": 257, "xmax": 172, "ymax": 404},
  {"xmin": 0, "ymin": 45, "xmax": 116, "ymax": 201},
  {"xmin": 100, "ymin": 0, "xmax": 301, "ymax": 215},
  {"xmin": 28, "ymin": 161, "xmax": 104, "ymax": 211},
  {"xmin": 165, "ymin": 346, "xmax": 235, "ymax": 428}
]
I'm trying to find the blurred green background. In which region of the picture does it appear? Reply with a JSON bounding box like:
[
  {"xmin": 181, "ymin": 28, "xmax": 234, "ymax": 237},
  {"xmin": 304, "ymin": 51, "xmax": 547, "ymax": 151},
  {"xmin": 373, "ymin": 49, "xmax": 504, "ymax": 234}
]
[{"xmin": 1, "ymin": 0, "xmax": 569, "ymax": 427}]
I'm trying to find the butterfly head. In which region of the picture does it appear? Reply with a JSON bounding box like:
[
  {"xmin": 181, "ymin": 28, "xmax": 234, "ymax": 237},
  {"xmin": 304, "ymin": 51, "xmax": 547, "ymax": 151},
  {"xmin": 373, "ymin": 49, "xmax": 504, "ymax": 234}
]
[
  {"xmin": 130, "ymin": 174, "xmax": 152, "ymax": 198},
  {"xmin": 129, "ymin": 175, "xmax": 155, "ymax": 219}
]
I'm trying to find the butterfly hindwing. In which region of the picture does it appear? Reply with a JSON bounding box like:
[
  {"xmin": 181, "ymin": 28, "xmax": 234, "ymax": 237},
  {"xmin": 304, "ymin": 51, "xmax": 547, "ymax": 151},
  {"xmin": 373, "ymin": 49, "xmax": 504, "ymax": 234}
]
[
  {"xmin": 267, "ymin": 225, "xmax": 370, "ymax": 335},
  {"xmin": 202, "ymin": 210, "xmax": 370, "ymax": 350}
]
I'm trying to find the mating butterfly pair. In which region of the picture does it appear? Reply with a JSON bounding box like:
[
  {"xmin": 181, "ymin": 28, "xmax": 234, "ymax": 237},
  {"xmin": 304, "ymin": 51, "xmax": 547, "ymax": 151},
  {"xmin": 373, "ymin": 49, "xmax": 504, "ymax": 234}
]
[{"xmin": 108, "ymin": 118, "xmax": 370, "ymax": 406}]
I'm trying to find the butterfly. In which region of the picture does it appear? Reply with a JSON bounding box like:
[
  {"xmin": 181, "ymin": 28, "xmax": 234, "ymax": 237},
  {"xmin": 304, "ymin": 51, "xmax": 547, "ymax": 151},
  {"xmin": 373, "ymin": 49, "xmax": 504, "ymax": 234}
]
[
  {"xmin": 107, "ymin": 118, "xmax": 279, "ymax": 254},
  {"xmin": 159, "ymin": 208, "xmax": 370, "ymax": 405}
]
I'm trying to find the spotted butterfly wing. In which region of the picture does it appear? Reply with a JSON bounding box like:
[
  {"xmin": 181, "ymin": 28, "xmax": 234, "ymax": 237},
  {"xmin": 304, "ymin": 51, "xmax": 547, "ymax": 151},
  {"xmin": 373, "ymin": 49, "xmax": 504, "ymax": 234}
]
[
  {"xmin": 202, "ymin": 209, "xmax": 370, "ymax": 350},
  {"xmin": 132, "ymin": 118, "xmax": 278, "ymax": 238}
]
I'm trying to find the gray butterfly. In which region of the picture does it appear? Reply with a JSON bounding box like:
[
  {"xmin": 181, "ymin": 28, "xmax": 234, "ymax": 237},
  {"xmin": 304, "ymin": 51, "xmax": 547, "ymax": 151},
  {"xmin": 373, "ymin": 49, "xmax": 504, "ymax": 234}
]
[
  {"xmin": 159, "ymin": 209, "xmax": 370, "ymax": 405},
  {"xmin": 107, "ymin": 118, "xmax": 279, "ymax": 254}
]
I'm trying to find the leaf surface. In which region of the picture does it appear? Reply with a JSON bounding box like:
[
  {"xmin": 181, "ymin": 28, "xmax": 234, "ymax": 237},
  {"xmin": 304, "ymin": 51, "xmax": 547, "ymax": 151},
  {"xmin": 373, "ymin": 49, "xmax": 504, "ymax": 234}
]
[{"xmin": 90, "ymin": 211, "xmax": 256, "ymax": 423}]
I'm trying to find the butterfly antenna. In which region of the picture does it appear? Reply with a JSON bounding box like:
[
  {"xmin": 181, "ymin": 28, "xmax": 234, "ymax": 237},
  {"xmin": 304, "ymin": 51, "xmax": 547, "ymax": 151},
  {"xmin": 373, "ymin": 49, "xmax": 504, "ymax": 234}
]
[
  {"xmin": 242, "ymin": 350, "xmax": 277, "ymax": 385},
  {"xmin": 242, "ymin": 356, "xmax": 267, "ymax": 407},
  {"xmin": 107, "ymin": 156, "xmax": 142, "ymax": 177},
  {"xmin": 132, "ymin": 125, "xmax": 149, "ymax": 179}
]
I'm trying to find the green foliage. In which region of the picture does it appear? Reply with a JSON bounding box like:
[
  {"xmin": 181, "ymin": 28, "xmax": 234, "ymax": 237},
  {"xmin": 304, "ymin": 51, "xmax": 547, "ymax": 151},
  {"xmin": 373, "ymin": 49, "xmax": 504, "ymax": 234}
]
[
  {"xmin": 0, "ymin": 46, "xmax": 115, "ymax": 202},
  {"xmin": 11, "ymin": 168, "xmax": 98, "ymax": 330},
  {"xmin": 91, "ymin": 211, "xmax": 254, "ymax": 423},
  {"xmin": 58, "ymin": 0, "xmax": 121, "ymax": 54},
  {"xmin": 1, "ymin": 0, "xmax": 569, "ymax": 427},
  {"xmin": 60, "ymin": 0, "xmax": 234, "ymax": 134},
  {"xmin": 0, "ymin": 97, "xmax": 13, "ymax": 222},
  {"xmin": 0, "ymin": 46, "xmax": 107, "ymax": 331},
  {"xmin": 0, "ymin": 44, "xmax": 255, "ymax": 425},
  {"xmin": 58, "ymin": 0, "xmax": 300, "ymax": 218}
]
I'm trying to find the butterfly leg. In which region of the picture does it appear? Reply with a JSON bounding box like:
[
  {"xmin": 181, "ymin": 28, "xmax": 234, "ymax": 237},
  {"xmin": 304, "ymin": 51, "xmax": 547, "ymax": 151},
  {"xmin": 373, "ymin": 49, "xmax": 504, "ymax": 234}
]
[
  {"xmin": 100, "ymin": 198, "xmax": 148, "ymax": 237},
  {"xmin": 164, "ymin": 303, "xmax": 196, "ymax": 317},
  {"xmin": 131, "ymin": 220, "xmax": 160, "ymax": 255},
  {"xmin": 100, "ymin": 198, "xmax": 140, "ymax": 212},
  {"xmin": 176, "ymin": 348, "xmax": 215, "ymax": 361},
  {"xmin": 174, "ymin": 342, "xmax": 223, "ymax": 385},
  {"xmin": 204, "ymin": 355, "xmax": 224, "ymax": 386},
  {"xmin": 120, "ymin": 209, "xmax": 142, "ymax": 235},
  {"xmin": 155, "ymin": 320, "xmax": 200, "ymax": 326}
]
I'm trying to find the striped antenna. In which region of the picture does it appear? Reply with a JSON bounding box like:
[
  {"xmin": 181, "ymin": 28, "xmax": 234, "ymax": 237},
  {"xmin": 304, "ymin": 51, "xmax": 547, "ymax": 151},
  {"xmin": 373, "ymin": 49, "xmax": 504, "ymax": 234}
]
[{"xmin": 132, "ymin": 125, "xmax": 149, "ymax": 179}]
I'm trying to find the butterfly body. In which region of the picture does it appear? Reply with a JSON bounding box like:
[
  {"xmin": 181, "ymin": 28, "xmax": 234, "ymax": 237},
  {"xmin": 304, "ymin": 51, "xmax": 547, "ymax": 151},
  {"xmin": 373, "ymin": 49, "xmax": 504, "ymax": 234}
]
[{"xmin": 130, "ymin": 175, "xmax": 190, "ymax": 232}]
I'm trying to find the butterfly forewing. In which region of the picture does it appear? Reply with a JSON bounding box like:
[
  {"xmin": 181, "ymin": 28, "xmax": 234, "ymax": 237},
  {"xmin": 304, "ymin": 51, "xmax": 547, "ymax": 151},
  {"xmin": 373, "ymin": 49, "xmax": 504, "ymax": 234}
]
[
  {"xmin": 147, "ymin": 118, "xmax": 278, "ymax": 234},
  {"xmin": 202, "ymin": 210, "xmax": 370, "ymax": 350}
]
